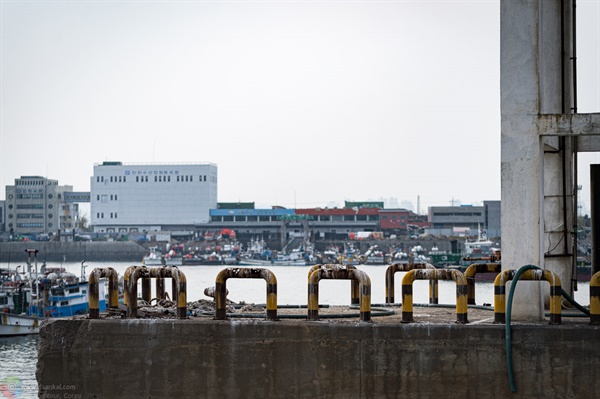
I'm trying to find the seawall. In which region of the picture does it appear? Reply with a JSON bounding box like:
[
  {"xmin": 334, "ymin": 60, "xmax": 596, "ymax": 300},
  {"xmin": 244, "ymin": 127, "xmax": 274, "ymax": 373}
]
[
  {"xmin": 37, "ymin": 317, "xmax": 600, "ymax": 398},
  {"xmin": 0, "ymin": 242, "xmax": 147, "ymax": 263}
]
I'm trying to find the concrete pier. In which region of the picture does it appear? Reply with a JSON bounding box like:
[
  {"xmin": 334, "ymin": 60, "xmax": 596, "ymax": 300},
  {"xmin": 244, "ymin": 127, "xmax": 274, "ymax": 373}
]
[{"xmin": 37, "ymin": 315, "xmax": 600, "ymax": 398}]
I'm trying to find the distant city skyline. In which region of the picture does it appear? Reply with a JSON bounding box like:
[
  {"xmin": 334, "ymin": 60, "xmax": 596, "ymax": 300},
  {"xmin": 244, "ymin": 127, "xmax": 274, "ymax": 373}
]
[{"xmin": 1, "ymin": 1, "xmax": 597, "ymax": 216}]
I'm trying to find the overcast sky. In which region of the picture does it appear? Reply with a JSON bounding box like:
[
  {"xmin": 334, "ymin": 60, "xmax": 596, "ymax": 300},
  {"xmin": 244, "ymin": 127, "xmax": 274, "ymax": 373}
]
[{"xmin": 0, "ymin": 0, "xmax": 598, "ymax": 214}]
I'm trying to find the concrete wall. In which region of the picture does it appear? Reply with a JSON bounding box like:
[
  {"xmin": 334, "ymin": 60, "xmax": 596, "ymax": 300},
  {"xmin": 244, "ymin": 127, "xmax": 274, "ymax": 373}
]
[
  {"xmin": 37, "ymin": 319, "xmax": 600, "ymax": 398},
  {"xmin": 0, "ymin": 241, "xmax": 146, "ymax": 262}
]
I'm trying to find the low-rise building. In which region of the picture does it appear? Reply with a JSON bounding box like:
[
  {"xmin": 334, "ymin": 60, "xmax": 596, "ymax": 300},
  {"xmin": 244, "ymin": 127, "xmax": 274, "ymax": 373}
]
[{"xmin": 428, "ymin": 200, "xmax": 501, "ymax": 237}]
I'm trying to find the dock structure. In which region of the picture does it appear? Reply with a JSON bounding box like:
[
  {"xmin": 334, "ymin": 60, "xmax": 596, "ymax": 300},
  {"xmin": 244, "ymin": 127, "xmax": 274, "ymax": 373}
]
[
  {"xmin": 501, "ymin": 0, "xmax": 600, "ymax": 320},
  {"xmin": 36, "ymin": 1, "xmax": 600, "ymax": 398},
  {"xmin": 37, "ymin": 315, "xmax": 600, "ymax": 398}
]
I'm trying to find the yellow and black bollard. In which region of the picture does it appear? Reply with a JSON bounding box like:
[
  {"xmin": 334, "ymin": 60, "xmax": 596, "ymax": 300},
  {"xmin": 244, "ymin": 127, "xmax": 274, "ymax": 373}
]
[
  {"xmin": 307, "ymin": 264, "xmax": 371, "ymax": 322},
  {"xmin": 493, "ymin": 268, "xmax": 562, "ymax": 325},
  {"xmin": 385, "ymin": 262, "xmax": 438, "ymax": 304},
  {"xmin": 214, "ymin": 267, "xmax": 278, "ymax": 321},
  {"xmin": 401, "ymin": 268, "xmax": 468, "ymax": 324},
  {"xmin": 464, "ymin": 263, "xmax": 501, "ymax": 305},
  {"xmin": 88, "ymin": 267, "xmax": 119, "ymax": 319}
]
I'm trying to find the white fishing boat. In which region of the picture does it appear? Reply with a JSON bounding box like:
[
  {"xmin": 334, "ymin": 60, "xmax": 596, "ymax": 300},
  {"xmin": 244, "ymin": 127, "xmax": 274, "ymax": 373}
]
[
  {"xmin": 0, "ymin": 313, "xmax": 40, "ymax": 336},
  {"xmin": 238, "ymin": 237, "xmax": 316, "ymax": 266},
  {"xmin": 360, "ymin": 245, "xmax": 387, "ymax": 265},
  {"xmin": 143, "ymin": 245, "xmax": 182, "ymax": 266}
]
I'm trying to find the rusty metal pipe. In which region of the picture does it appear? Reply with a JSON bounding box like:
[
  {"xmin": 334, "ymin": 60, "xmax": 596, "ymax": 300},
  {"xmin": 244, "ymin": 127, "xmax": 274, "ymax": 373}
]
[
  {"xmin": 590, "ymin": 272, "xmax": 600, "ymax": 325},
  {"xmin": 215, "ymin": 267, "xmax": 278, "ymax": 321},
  {"xmin": 156, "ymin": 277, "xmax": 165, "ymax": 300},
  {"xmin": 385, "ymin": 262, "xmax": 438, "ymax": 304},
  {"xmin": 308, "ymin": 264, "xmax": 359, "ymax": 305},
  {"xmin": 308, "ymin": 265, "xmax": 371, "ymax": 322},
  {"xmin": 125, "ymin": 266, "xmax": 149, "ymax": 318},
  {"xmin": 401, "ymin": 269, "xmax": 468, "ymax": 324},
  {"xmin": 124, "ymin": 266, "xmax": 188, "ymax": 319},
  {"xmin": 146, "ymin": 266, "xmax": 188, "ymax": 319},
  {"xmin": 88, "ymin": 267, "xmax": 119, "ymax": 319},
  {"xmin": 464, "ymin": 263, "xmax": 501, "ymax": 305}
]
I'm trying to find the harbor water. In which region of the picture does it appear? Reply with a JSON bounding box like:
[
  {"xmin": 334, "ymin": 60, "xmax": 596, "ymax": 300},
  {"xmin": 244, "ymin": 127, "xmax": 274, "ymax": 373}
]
[{"xmin": 0, "ymin": 261, "xmax": 592, "ymax": 398}]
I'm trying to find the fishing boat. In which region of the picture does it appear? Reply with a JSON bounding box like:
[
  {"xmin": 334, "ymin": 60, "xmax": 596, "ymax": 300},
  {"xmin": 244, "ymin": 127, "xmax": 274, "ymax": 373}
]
[
  {"xmin": 28, "ymin": 264, "xmax": 108, "ymax": 318},
  {"xmin": 337, "ymin": 242, "xmax": 361, "ymax": 266},
  {"xmin": 0, "ymin": 250, "xmax": 109, "ymax": 335},
  {"xmin": 460, "ymin": 233, "xmax": 501, "ymax": 266},
  {"xmin": 0, "ymin": 313, "xmax": 40, "ymax": 336},
  {"xmin": 182, "ymin": 243, "xmax": 241, "ymax": 266},
  {"xmin": 143, "ymin": 245, "xmax": 183, "ymax": 266},
  {"xmin": 360, "ymin": 245, "xmax": 387, "ymax": 265},
  {"xmin": 428, "ymin": 246, "xmax": 462, "ymax": 267},
  {"xmin": 238, "ymin": 237, "xmax": 316, "ymax": 266},
  {"xmin": 0, "ymin": 274, "xmax": 40, "ymax": 336}
]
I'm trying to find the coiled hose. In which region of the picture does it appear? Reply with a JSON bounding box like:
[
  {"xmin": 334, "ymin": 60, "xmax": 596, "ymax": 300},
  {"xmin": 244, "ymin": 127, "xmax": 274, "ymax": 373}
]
[{"xmin": 505, "ymin": 265, "xmax": 590, "ymax": 392}]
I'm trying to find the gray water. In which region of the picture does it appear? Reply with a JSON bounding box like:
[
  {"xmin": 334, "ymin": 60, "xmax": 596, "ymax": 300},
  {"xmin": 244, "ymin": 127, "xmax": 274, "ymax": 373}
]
[
  {"xmin": 0, "ymin": 261, "xmax": 592, "ymax": 397},
  {"xmin": 0, "ymin": 335, "xmax": 39, "ymax": 399}
]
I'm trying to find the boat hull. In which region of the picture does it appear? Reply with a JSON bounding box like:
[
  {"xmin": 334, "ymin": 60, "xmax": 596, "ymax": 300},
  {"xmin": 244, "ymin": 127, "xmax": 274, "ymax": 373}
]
[
  {"xmin": 238, "ymin": 258, "xmax": 311, "ymax": 267},
  {"xmin": 0, "ymin": 313, "xmax": 41, "ymax": 336}
]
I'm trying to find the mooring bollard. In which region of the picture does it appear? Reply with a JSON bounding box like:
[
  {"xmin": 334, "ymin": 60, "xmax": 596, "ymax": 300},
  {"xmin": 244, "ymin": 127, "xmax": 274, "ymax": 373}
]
[
  {"xmin": 385, "ymin": 263, "xmax": 438, "ymax": 304},
  {"xmin": 401, "ymin": 268, "xmax": 468, "ymax": 324},
  {"xmin": 590, "ymin": 272, "xmax": 600, "ymax": 325},
  {"xmin": 307, "ymin": 264, "xmax": 371, "ymax": 322},
  {"xmin": 308, "ymin": 264, "xmax": 360, "ymax": 305},
  {"xmin": 464, "ymin": 263, "xmax": 501, "ymax": 305},
  {"xmin": 215, "ymin": 267, "xmax": 278, "ymax": 321},
  {"xmin": 493, "ymin": 268, "xmax": 562, "ymax": 324},
  {"xmin": 124, "ymin": 266, "xmax": 188, "ymax": 319},
  {"xmin": 88, "ymin": 267, "xmax": 119, "ymax": 319}
]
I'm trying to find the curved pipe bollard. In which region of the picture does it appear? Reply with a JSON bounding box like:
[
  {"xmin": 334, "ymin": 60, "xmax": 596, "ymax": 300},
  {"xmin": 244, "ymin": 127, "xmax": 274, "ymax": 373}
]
[
  {"xmin": 493, "ymin": 269, "xmax": 562, "ymax": 324},
  {"xmin": 402, "ymin": 269, "xmax": 468, "ymax": 324},
  {"xmin": 147, "ymin": 266, "xmax": 188, "ymax": 319},
  {"xmin": 124, "ymin": 266, "xmax": 149, "ymax": 318},
  {"xmin": 125, "ymin": 266, "xmax": 188, "ymax": 319},
  {"xmin": 88, "ymin": 267, "xmax": 119, "ymax": 319},
  {"xmin": 385, "ymin": 263, "xmax": 438, "ymax": 304},
  {"xmin": 308, "ymin": 264, "xmax": 359, "ymax": 305},
  {"xmin": 215, "ymin": 267, "xmax": 277, "ymax": 321},
  {"xmin": 308, "ymin": 265, "xmax": 371, "ymax": 322},
  {"xmin": 590, "ymin": 272, "xmax": 600, "ymax": 325},
  {"xmin": 464, "ymin": 263, "xmax": 501, "ymax": 305},
  {"xmin": 123, "ymin": 265, "xmax": 140, "ymax": 307}
]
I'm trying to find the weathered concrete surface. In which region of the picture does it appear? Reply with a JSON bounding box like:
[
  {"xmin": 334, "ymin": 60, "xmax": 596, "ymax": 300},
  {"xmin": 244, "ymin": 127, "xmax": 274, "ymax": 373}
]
[
  {"xmin": 37, "ymin": 317, "xmax": 600, "ymax": 398},
  {"xmin": 0, "ymin": 241, "xmax": 146, "ymax": 262}
]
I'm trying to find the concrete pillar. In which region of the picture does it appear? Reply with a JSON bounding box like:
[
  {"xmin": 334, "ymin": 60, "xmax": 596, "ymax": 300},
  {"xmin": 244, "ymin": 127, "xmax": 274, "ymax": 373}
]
[
  {"xmin": 591, "ymin": 165, "xmax": 600, "ymax": 276},
  {"xmin": 501, "ymin": 1, "xmax": 574, "ymax": 320}
]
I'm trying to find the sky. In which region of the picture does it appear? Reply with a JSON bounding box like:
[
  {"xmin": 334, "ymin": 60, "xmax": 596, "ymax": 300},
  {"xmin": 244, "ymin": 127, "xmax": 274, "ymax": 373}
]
[{"xmin": 0, "ymin": 0, "xmax": 598, "ymax": 215}]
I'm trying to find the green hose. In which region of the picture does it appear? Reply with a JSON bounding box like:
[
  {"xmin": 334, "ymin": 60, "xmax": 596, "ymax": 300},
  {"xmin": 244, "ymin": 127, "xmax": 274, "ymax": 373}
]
[
  {"xmin": 505, "ymin": 264, "xmax": 540, "ymax": 393},
  {"xmin": 505, "ymin": 265, "xmax": 591, "ymax": 393}
]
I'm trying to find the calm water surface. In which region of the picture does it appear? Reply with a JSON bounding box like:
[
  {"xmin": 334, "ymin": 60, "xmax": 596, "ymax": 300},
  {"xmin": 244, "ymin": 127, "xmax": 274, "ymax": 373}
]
[{"xmin": 0, "ymin": 261, "xmax": 592, "ymax": 397}]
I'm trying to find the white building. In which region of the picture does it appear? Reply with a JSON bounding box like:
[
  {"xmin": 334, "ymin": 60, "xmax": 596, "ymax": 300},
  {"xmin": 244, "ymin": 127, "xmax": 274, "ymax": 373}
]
[{"xmin": 91, "ymin": 162, "xmax": 217, "ymax": 233}]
